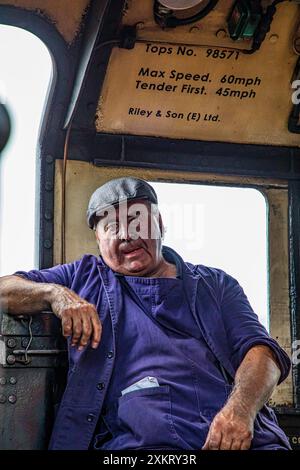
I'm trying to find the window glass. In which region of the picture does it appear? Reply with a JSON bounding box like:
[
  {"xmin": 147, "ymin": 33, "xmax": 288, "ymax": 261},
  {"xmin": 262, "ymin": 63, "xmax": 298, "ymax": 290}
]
[
  {"xmin": 150, "ymin": 182, "xmax": 268, "ymax": 330},
  {"xmin": 0, "ymin": 25, "xmax": 52, "ymax": 275}
]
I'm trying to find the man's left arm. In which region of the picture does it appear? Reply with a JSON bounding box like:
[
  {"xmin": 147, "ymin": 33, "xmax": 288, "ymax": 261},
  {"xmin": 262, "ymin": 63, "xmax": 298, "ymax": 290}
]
[{"xmin": 202, "ymin": 344, "xmax": 281, "ymax": 450}]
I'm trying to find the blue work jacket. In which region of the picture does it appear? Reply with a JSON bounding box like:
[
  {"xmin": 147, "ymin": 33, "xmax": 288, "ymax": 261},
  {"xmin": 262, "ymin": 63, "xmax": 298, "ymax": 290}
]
[{"xmin": 16, "ymin": 247, "xmax": 291, "ymax": 450}]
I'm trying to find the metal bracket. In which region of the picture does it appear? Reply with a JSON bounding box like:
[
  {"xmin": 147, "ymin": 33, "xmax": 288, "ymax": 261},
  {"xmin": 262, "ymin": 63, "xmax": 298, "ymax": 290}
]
[
  {"xmin": 6, "ymin": 349, "xmax": 67, "ymax": 366},
  {"xmin": 1, "ymin": 312, "xmax": 67, "ymax": 368}
]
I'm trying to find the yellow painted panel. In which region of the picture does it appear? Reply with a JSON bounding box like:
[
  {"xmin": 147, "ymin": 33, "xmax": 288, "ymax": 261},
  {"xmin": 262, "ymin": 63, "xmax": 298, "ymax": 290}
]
[
  {"xmin": 0, "ymin": 0, "xmax": 90, "ymax": 43},
  {"xmin": 98, "ymin": 2, "xmax": 300, "ymax": 147},
  {"xmin": 263, "ymin": 188, "xmax": 292, "ymax": 406}
]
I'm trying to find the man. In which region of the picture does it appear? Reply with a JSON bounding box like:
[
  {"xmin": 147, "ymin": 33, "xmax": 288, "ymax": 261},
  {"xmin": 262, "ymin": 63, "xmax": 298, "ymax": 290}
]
[{"xmin": 0, "ymin": 177, "xmax": 291, "ymax": 450}]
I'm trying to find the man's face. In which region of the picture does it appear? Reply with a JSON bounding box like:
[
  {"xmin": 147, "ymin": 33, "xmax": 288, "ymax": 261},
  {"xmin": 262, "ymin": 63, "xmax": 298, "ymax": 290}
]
[{"xmin": 95, "ymin": 199, "xmax": 164, "ymax": 276}]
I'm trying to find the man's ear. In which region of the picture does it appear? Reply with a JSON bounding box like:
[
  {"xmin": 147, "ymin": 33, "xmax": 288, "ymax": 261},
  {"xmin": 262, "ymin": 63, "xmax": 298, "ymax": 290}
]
[{"xmin": 94, "ymin": 225, "xmax": 100, "ymax": 243}]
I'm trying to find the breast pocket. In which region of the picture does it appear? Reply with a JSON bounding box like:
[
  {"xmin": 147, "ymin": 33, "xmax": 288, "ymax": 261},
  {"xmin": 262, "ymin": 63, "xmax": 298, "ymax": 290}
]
[{"xmin": 117, "ymin": 385, "xmax": 186, "ymax": 449}]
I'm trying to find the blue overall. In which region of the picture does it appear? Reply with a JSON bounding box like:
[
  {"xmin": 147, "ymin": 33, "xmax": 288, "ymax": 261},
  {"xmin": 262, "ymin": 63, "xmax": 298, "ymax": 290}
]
[{"xmin": 15, "ymin": 246, "xmax": 291, "ymax": 450}]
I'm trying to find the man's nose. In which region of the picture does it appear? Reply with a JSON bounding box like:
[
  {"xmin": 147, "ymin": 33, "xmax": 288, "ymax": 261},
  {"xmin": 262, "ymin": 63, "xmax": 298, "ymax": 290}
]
[{"xmin": 118, "ymin": 222, "xmax": 131, "ymax": 241}]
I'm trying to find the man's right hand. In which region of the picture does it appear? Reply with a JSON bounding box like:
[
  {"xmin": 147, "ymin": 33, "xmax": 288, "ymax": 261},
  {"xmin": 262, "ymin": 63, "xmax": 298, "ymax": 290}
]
[
  {"xmin": 0, "ymin": 275, "xmax": 102, "ymax": 351},
  {"xmin": 50, "ymin": 285, "xmax": 102, "ymax": 351}
]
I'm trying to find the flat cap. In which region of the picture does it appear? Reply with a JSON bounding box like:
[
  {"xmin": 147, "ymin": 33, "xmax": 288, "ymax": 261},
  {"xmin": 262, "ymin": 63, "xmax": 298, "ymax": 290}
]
[{"xmin": 87, "ymin": 177, "xmax": 158, "ymax": 229}]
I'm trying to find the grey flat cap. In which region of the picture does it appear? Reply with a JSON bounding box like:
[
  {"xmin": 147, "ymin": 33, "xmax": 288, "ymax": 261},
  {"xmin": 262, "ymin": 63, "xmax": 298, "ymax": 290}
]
[{"xmin": 87, "ymin": 177, "xmax": 158, "ymax": 229}]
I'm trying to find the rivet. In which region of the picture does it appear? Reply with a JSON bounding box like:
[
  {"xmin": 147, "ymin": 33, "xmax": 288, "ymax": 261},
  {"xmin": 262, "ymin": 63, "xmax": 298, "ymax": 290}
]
[
  {"xmin": 45, "ymin": 182, "xmax": 53, "ymax": 191},
  {"xmin": 44, "ymin": 211, "xmax": 53, "ymax": 221},
  {"xmin": 8, "ymin": 395, "xmax": 17, "ymax": 404},
  {"xmin": 189, "ymin": 26, "xmax": 199, "ymax": 33},
  {"xmin": 45, "ymin": 155, "xmax": 54, "ymax": 164},
  {"xmin": 44, "ymin": 240, "xmax": 53, "ymax": 249},
  {"xmin": 87, "ymin": 102, "xmax": 95, "ymax": 110},
  {"xmin": 216, "ymin": 29, "xmax": 227, "ymax": 39},
  {"xmin": 6, "ymin": 355, "xmax": 16, "ymax": 365},
  {"xmin": 7, "ymin": 338, "xmax": 16, "ymax": 349},
  {"xmin": 269, "ymin": 34, "xmax": 279, "ymax": 44},
  {"xmin": 0, "ymin": 394, "xmax": 6, "ymax": 404},
  {"xmin": 9, "ymin": 377, "xmax": 17, "ymax": 385},
  {"xmin": 0, "ymin": 378, "xmax": 6, "ymax": 386},
  {"xmin": 136, "ymin": 22, "xmax": 145, "ymax": 30}
]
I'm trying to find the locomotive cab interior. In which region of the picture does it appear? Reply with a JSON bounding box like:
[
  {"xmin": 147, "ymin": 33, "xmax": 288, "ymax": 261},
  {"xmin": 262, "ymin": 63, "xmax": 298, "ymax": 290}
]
[{"xmin": 0, "ymin": 0, "xmax": 300, "ymax": 450}]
